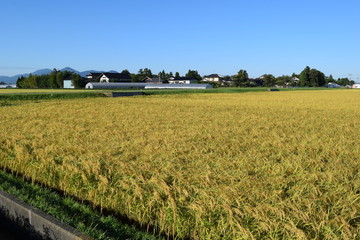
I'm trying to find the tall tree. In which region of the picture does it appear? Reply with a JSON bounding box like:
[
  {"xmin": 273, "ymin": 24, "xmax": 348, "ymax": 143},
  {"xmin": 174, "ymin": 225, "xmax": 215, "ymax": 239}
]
[
  {"xmin": 309, "ymin": 68, "xmax": 325, "ymax": 87},
  {"xmin": 159, "ymin": 70, "xmax": 166, "ymax": 80},
  {"xmin": 233, "ymin": 70, "xmax": 249, "ymax": 87},
  {"xmin": 185, "ymin": 70, "xmax": 202, "ymax": 80},
  {"xmin": 16, "ymin": 76, "xmax": 26, "ymax": 88},
  {"xmin": 261, "ymin": 74, "xmax": 276, "ymax": 87},
  {"xmin": 119, "ymin": 69, "xmax": 131, "ymax": 79},
  {"xmin": 337, "ymin": 77, "xmax": 354, "ymax": 86},
  {"xmin": 49, "ymin": 69, "xmax": 58, "ymax": 88},
  {"xmin": 299, "ymin": 66, "xmax": 311, "ymax": 87},
  {"xmin": 71, "ymin": 73, "xmax": 85, "ymax": 88},
  {"xmin": 56, "ymin": 71, "xmax": 64, "ymax": 88},
  {"xmin": 276, "ymin": 75, "xmax": 292, "ymax": 87},
  {"xmin": 327, "ymin": 74, "xmax": 335, "ymax": 83},
  {"xmin": 299, "ymin": 66, "xmax": 326, "ymax": 87}
]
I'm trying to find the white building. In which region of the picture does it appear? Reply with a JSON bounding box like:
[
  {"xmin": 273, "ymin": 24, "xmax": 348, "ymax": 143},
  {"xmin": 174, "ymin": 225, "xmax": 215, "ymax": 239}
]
[
  {"xmin": 0, "ymin": 84, "xmax": 16, "ymax": 88},
  {"xmin": 168, "ymin": 77, "xmax": 197, "ymax": 84},
  {"xmin": 327, "ymin": 82, "xmax": 341, "ymax": 88},
  {"xmin": 63, "ymin": 80, "xmax": 75, "ymax": 89},
  {"xmin": 203, "ymin": 74, "xmax": 224, "ymax": 83},
  {"xmin": 99, "ymin": 73, "xmax": 131, "ymax": 83},
  {"xmin": 352, "ymin": 84, "xmax": 360, "ymax": 89}
]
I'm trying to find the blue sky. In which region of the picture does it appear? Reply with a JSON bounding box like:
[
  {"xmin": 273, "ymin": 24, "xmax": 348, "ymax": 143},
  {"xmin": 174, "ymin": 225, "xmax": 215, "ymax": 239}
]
[{"xmin": 0, "ymin": 0, "xmax": 359, "ymax": 81}]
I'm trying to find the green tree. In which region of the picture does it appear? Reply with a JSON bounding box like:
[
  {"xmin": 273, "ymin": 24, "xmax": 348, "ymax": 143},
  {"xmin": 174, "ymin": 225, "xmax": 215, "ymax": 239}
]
[
  {"xmin": 309, "ymin": 68, "xmax": 325, "ymax": 87},
  {"xmin": 299, "ymin": 66, "xmax": 326, "ymax": 87},
  {"xmin": 185, "ymin": 70, "xmax": 202, "ymax": 81},
  {"xmin": 159, "ymin": 70, "xmax": 166, "ymax": 80},
  {"xmin": 71, "ymin": 73, "xmax": 85, "ymax": 88},
  {"xmin": 276, "ymin": 75, "xmax": 292, "ymax": 87},
  {"xmin": 299, "ymin": 66, "xmax": 311, "ymax": 87},
  {"xmin": 56, "ymin": 71, "xmax": 64, "ymax": 88},
  {"xmin": 26, "ymin": 74, "xmax": 38, "ymax": 88},
  {"xmin": 133, "ymin": 68, "xmax": 153, "ymax": 82},
  {"xmin": 261, "ymin": 74, "xmax": 276, "ymax": 87},
  {"xmin": 139, "ymin": 68, "xmax": 153, "ymax": 77},
  {"xmin": 38, "ymin": 75, "xmax": 50, "ymax": 88},
  {"xmin": 327, "ymin": 74, "xmax": 335, "ymax": 84},
  {"xmin": 175, "ymin": 72, "xmax": 180, "ymax": 78},
  {"xmin": 16, "ymin": 76, "xmax": 26, "ymax": 88},
  {"xmin": 49, "ymin": 69, "xmax": 58, "ymax": 88},
  {"xmin": 337, "ymin": 77, "xmax": 354, "ymax": 86},
  {"xmin": 119, "ymin": 69, "xmax": 131, "ymax": 79},
  {"xmin": 233, "ymin": 70, "xmax": 249, "ymax": 87}
]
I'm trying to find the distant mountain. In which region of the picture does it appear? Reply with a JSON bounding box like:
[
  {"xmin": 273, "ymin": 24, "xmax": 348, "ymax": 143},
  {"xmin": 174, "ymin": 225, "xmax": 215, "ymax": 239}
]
[
  {"xmin": 78, "ymin": 70, "xmax": 101, "ymax": 77},
  {"xmin": 0, "ymin": 68, "xmax": 119, "ymax": 84},
  {"xmin": 0, "ymin": 74, "xmax": 27, "ymax": 84},
  {"xmin": 32, "ymin": 68, "xmax": 52, "ymax": 75},
  {"xmin": 0, "ymin": 76, "xmax": 17, "ymax": 84},
  {"xmin": 60, "ymin": 67, "xmax": 80, "ymax": 74}
]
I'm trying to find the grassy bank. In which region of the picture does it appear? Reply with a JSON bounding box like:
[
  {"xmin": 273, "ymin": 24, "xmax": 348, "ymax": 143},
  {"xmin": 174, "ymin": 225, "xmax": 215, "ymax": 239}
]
[
  {"xmin": 0, "ymin": 170, "xmax": 162, "ymax": 240},
  {"xmin": 0, "ymin": 92, "xmax": 108, "ymax": 101}
]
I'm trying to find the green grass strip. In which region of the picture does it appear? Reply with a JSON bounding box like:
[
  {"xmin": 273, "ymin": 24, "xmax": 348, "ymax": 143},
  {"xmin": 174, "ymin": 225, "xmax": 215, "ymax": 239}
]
[
  {"xmin": 0, "ymin": 170, "xmax": 163, "ymax": 240},
  {"xmin": 0, "ymin": 92, "xmax": 107, "ymax": 101}
]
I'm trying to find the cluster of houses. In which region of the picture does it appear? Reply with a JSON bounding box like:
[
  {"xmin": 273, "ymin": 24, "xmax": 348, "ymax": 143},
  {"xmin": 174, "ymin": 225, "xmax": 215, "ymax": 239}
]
[
  {"xmin": 64, "ymin": 72, "xmax": 230, "ymax": 89},
  {"xmin": 32, "ymin": 71, "xmax": 360, "ymax": 90},
  {"xmin": 85, "ymin": 72, "xmax": 226, "ymax": 84}
]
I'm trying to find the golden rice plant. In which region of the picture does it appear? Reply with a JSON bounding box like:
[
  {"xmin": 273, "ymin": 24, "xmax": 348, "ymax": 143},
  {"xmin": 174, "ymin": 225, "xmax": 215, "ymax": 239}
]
[{"xmin": 0, "ymin": 90, "xmax": 359, "ymax": 239}]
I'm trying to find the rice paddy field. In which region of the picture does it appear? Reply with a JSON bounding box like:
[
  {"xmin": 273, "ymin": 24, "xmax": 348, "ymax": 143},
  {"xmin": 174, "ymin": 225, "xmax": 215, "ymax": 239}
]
[{"xmin": 0, "ymin": 90, "xmax": 359, "ymax": 239}]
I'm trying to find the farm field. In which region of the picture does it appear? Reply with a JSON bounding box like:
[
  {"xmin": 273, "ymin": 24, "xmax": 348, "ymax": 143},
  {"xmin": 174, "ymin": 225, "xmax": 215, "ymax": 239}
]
[{"xmin": 0, "ymin": 90, "xmax": 359, "ymax": 239}]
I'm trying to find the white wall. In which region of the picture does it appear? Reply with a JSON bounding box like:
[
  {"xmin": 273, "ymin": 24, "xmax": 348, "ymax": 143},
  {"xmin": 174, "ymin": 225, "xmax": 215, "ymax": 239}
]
[
  {"xmin": 63, "ymin": 80, "xmax": 74, "ymax": 89},
  {"xmin": 100, "ymin": 76, "xmax": 109, "ymax": 83}
]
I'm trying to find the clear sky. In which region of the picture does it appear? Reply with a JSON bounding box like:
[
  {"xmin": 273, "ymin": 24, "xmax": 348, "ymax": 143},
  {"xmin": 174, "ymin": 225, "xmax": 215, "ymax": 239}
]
[{"xmin": 0, "ymin": 0, "xmax": 359, "ymax": 81}]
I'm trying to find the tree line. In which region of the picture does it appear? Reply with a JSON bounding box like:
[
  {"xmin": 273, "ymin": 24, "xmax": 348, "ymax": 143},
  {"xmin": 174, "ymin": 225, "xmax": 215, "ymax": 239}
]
[
  {"xmin": 16, "ymin": 66, "xmax": 354, "ymax": 88},
  {"xmin": 16, "ymin": 69, "xmax": 83, "ymax": 88},
  {"xmin": 231, "ymin": 66, "xmax": 354, "ymax": 88}
]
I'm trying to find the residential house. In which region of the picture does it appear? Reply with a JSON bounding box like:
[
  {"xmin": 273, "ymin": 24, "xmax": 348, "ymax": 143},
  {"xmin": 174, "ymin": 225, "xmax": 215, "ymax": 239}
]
[
  {"xmin": 203, "ymin": 74, "xmax": 224, "ymax": 83},
  {"xmin": 86, "ymin": 72, "xmax": 102, "ymax": 79},
  {"xmin": 143, "ymin": 76, "xmax": 168, "ymax": 84},
  {"xmin": 168, "ymin": 77, "xmax": 197, "ymax": 84},
  {"xmin": 352, "ymin": 84, "xmax": 360, "ymax": 89},
  {"xmin": 99, "ymin": 73, "xmax": 131, "ymax": 83}
]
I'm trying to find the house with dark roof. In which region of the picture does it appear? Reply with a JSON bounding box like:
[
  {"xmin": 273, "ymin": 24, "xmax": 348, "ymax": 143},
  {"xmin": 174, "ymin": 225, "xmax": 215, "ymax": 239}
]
[
  {"xmin": 143, "ymin": 76, "xmax": 168, "ymax": 84},
  {"xmin": 86, "ymin": 72, "xmax": 102, "ymax": 79},
  {"xmin": 203, "ymin": 74, "xmax": 224, "ymax": 83},
  {"xmin": 99, "ymin": 72, "xmax": 131, "ymax": 83}
]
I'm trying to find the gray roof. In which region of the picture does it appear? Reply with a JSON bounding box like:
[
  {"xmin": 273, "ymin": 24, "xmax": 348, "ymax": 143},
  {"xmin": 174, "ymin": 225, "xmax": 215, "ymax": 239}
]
[
  {"xmin": 85, "ymin": 82, "xmax": 212, "ymax": 89},
  {"xmin": 144, "ymin": 84, "xmax": 212, "ymax": 89},
  {"xmin": 204, "ymin": 74, "xmax": 222, "ymax": 78},
  {"xmin": 85, "ymin": 82, "xmax": 148, "ymax": 89}
]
